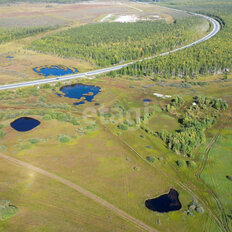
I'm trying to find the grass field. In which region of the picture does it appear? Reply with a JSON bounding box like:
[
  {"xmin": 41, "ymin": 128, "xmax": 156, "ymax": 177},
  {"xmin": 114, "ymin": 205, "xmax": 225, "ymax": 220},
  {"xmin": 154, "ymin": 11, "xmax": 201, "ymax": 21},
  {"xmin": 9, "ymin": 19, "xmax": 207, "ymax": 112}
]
[
  {"xmin": 200, "ymin": 129, "xmax": 232, "ymax": 231},
  {"xmin": 0, "ymin": 74, "xmax": 231, "ymax": 231},
  {"xmin": 0, "ymin": 158, "xmax": 146, "ymax": 232},
  {"xmin": 0, "ymin": 1, "xmax": 231, "ymax": 232}
]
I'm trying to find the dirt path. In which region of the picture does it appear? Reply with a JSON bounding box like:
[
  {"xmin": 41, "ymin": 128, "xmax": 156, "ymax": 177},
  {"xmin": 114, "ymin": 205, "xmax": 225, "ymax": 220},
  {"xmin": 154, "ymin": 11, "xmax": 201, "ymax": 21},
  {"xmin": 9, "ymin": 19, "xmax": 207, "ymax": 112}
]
[
  {"xmin": 0, "ymin": 153, "xmax": 159, "ymax": 232},
  {"xmin": 196, "ymin": 116, "xmax": 231, "ymax": 232},
  {"xmin": 99, "ymin": 123, "xmax": 227, "ymax": 232}
]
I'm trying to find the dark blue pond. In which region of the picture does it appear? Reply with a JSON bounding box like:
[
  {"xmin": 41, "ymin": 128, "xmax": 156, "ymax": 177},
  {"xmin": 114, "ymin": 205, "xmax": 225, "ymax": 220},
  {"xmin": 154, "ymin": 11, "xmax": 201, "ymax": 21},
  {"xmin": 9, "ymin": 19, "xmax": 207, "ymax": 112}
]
[
  {"xmin": 145, "ymin": 189, "xmax": 182, "ymax": 213},
  {"xmin": 143, "ymin": 99, "xmax": 152, "ymax": 102},
  {"xmin": 33, "ymin": 65, "xmax": 78, "ymax": 77},
  {"xmin": 10, "ymin": 117, "xmax": 40, "ymax": 132},
  {"xmin": 60, "ymin": 84, "xmax": 101, "ymax": 105}
]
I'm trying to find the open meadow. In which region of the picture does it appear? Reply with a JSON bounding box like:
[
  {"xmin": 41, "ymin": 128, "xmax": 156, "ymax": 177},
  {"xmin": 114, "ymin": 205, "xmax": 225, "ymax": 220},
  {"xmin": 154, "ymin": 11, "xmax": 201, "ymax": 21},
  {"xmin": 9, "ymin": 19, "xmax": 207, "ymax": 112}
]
[{"xmin": 0, "ymin": 0, "xmax": 232, "ymax": 232}]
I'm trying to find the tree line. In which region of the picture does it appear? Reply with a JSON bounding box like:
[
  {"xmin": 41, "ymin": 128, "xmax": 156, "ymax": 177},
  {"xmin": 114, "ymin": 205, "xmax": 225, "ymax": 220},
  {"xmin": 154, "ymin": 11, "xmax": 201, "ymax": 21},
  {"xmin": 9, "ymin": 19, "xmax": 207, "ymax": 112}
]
[{"xmin": 0, "ymin": 26, "xmax": 57, "ymax": 44}]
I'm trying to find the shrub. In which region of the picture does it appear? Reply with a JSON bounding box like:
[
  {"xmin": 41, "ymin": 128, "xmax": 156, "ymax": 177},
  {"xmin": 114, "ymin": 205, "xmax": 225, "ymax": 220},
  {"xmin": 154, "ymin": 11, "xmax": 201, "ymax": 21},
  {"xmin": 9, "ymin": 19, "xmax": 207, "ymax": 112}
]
[
  {"xmin": 0, "ymin": 200, "xmax": 18, "ymax": 221},
  {"xmin": 86, "ymin": 124, "xmax": 97, "ymax": 130},
  {"xmin": 188, "ymin": 198, "xmax": 204, "ymax": 214},
  {"xmin": 43, "ymin": 114, "xmax": 52, "ymax": 120},
  {"xmin": 124, "ymin": 120, "xmax": 134, "ymax": 127},
  {"xmin": 176, "ymin": 159, "xmax": 186, "ymax": 168},
  {"xmin": 57, "ymin": 135, "xmax": 70, "ymax": 143},
  {"xmin": 187, "ymin": 161, "xmax": 198, "ymax": 169},
  {"xmin": 57, "ymin": 113, "xmax": 67, "ymax": 121},
  {"xmin": 41, "ymin": 84, "xmax": 51, "ymax": 89},
  {"xmin": 226, "ymin": 176, "xmax": 232, "ymax": 181},
  {"xmin": 135, "ymin": 117, "xmax": 141, "ymax": 125},
  {"xmin": 71, "ymin": 118, "xmax": 80, "ymax": 126},
  {"xmin": 146, "ymin": 156, "xmax": 156, "ymax": 163},
  {"xmin": 134, "ymin": 166, "xmax": 141, "ymax": 172},
  {"xmin": 28, "ymin": 138, "xmax": 40, "ymax": 144},
  {"xmin": 118, "ymin": 124, "xmax": 128, "ymax": 130},
  {"xmin": 195, "ymin": 206, "xmax": 204, "ymax": 213}
]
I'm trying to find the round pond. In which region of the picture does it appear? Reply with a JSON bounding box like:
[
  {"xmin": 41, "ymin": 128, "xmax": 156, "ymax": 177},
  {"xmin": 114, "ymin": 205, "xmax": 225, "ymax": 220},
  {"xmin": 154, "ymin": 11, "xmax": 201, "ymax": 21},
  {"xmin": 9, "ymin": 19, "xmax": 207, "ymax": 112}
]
[{"xmin": 10, "ymin": 117, "xmax": 40, "ymax": 132}]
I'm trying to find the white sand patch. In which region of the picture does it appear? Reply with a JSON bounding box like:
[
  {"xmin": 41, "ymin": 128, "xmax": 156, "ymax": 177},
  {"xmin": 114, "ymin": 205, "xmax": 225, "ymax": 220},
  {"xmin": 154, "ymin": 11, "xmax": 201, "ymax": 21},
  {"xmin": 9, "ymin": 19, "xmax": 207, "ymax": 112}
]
[
  {"xmin": 153, "ymin": 93, "xmax": 172, "ymax": 99},
  {"xmin": 114, "ymin": 15, "xmax": 139, "ymax": 23},
  {"xmin": 100, "ymin": 13, "xmax": 161, "ymax": 23}
]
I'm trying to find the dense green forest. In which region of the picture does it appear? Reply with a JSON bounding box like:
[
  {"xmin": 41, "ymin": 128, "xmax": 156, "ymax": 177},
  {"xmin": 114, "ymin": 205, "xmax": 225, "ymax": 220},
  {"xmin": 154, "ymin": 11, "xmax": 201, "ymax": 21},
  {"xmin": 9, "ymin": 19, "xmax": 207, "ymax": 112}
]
[
  {"xmin": 116, "ymin": 0, "xmax": 232, "ymax": 78},
  {"xmin": 0, "ymin": 26, "xmax": 57, "ymax": 44},
  {"xmin": 0, "ymin": 0, "xmax": 87, "ymax": 4},
  {"xmin": 29, "ymin": 17, "xmax": 207, "ymax": 67}
]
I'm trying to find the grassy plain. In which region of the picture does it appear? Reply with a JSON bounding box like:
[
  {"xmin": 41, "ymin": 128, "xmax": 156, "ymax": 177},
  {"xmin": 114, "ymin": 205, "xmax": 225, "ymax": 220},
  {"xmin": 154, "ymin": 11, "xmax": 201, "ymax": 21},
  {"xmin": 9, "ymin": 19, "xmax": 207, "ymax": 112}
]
[
  {"xmin": 0, "ymin": 158, "xmax": 146, "ymax": 232},
  {"xmin": 0, "ymin": 1, "xmax": 231, "ymax": 232},
  {"xmin": 1, "ymin": 74, "xmax": 231, "ymax": 232}
]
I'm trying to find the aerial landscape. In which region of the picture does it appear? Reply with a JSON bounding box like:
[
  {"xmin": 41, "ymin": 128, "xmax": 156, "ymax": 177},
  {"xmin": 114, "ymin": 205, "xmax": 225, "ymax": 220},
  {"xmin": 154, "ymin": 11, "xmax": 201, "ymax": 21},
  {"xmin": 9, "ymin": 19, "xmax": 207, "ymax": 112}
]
[{"xmin": 0, "ymin": 0, "xmax": 231, "ymax": 231}]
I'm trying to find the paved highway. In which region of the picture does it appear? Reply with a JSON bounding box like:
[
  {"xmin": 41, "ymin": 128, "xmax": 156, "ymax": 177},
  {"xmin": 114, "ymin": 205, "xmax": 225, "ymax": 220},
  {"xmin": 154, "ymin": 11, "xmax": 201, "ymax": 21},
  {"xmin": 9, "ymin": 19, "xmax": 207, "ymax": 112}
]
[{"xmin": 0, "ymin": 8, "xmax": 220, "ymax": 91}]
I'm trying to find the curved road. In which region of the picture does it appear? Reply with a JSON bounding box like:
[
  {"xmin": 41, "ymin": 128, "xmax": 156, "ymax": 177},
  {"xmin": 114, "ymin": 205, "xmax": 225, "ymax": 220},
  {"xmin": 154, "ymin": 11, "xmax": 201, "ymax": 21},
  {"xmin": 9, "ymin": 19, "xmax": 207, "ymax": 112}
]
[{"xmin": 0, "ymin": 8, "xmax": 220, "ymax": 91}]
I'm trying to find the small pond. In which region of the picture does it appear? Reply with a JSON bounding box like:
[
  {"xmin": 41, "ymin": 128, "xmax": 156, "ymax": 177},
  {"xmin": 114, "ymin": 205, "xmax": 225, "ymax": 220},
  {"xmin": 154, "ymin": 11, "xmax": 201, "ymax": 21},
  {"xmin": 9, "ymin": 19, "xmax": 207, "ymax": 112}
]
[
  {"xmin": 59, "ymin": 83, "xmax": 101, "ymax": 105},
  {"xmin": 6, "ymin": 56, "xmax": 14, "ymax": 59},
  {"xmin": 145, "ymin": 189, "xmax": 182, "ymax": 213},
  {"xmin": 33, "ymin": 65, "xmax": 78, "ymax": 77},
  {"xmin": 143, "ymin": 99, "xmax": 152, "ymax": 103},
  {"xmin": 10, "ymin": 117, "xmax": 40, "ymax": 132}
]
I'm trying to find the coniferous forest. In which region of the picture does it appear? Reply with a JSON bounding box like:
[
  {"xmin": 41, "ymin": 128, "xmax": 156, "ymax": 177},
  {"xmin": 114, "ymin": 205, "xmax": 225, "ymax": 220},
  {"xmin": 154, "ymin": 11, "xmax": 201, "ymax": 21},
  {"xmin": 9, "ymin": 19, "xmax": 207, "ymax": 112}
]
[
  {"xmin": 29, "ymin": 17, "xmax": 207, "ymax": 67},
  {"xmin": 116, "ymin": 0, "xmax": 232, "ymax": 79}
]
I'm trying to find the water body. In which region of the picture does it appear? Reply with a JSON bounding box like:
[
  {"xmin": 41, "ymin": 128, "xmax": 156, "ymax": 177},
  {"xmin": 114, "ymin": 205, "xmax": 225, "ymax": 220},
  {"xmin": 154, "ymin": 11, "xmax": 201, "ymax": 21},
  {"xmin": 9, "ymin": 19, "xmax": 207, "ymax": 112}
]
[
  {"xmin": 143, "ymin": 99, "xmax": 152, "ymax": 102},
  {"xmin": 60, "ymin": 83, "xmax": 101, "ymax": 105},
  {"xmin": 6, "ymin": 56, "xmax": 14, "ymax": 59},
  {"xmin": 145, "ymin": 189, "xmax": 182, "ymax": 213},
  {"xmin": 33, "ymin": 65, "xmax": 78, "ymax": 77},
  {"xmin": 10, "ymin": 117, "xmax": 40, "ymax": 132}
]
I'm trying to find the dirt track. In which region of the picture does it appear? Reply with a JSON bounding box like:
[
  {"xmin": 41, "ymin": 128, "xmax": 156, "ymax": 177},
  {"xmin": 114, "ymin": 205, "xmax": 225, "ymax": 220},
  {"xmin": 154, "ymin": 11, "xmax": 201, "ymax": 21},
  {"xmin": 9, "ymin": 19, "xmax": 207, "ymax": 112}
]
[{"xmin": 0, "ymin": 152, "xmax": 159, "ymax": 232}]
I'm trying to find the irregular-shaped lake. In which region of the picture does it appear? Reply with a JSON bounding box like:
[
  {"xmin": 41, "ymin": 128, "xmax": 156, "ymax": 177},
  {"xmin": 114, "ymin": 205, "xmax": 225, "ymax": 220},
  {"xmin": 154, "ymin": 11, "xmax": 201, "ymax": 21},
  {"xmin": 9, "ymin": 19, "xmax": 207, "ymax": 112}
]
[
  {"xmin": 10, "ymin": 117, "xmax": 40, "ymax": 132},
  {"xmin": 145, "ymin": 188, "xmax": 182, "ymax": 213},
  {"xmin": 59, "ymin": 83, "xmax": 101, "ymax": 105},
  {"xmin": 33, "ymin": 65, "xmax": 78, "ymax": 77}
]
